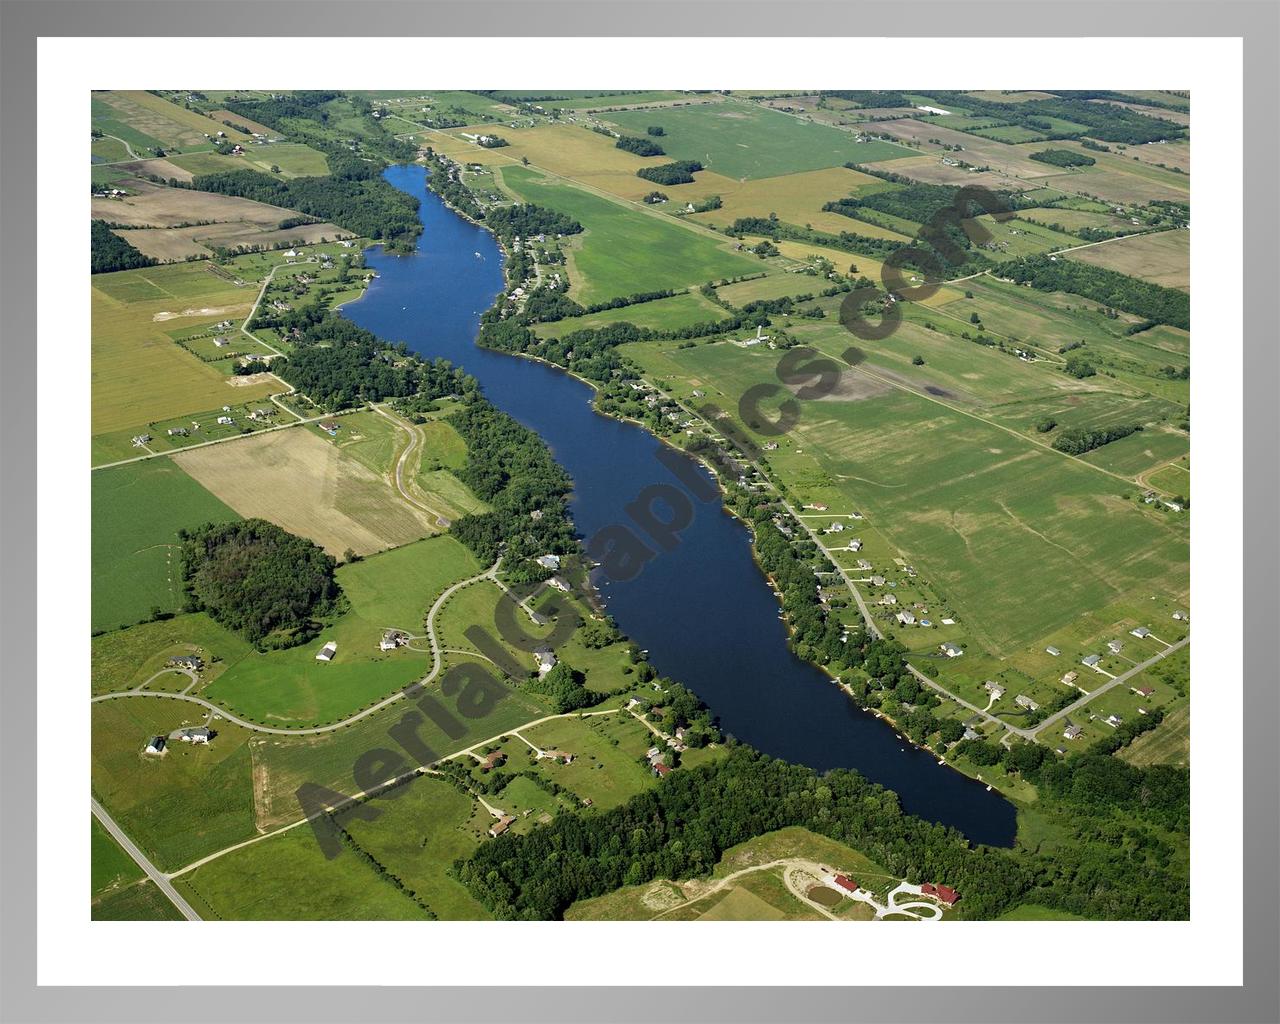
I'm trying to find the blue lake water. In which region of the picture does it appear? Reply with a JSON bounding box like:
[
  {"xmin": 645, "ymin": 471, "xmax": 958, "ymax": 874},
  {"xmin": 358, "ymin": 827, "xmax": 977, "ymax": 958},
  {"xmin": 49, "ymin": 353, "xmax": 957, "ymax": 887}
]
[{"xmin": 341, "ymin": 164, "xmax": 1016, "ymax": 847}]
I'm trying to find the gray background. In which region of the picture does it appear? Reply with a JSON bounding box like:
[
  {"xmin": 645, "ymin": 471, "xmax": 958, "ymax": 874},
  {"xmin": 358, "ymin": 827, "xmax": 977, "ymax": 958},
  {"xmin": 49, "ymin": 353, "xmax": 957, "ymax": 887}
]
[{"xmin": 1, "ymin": 2, "xmax": 1275, "ymax": 1021}]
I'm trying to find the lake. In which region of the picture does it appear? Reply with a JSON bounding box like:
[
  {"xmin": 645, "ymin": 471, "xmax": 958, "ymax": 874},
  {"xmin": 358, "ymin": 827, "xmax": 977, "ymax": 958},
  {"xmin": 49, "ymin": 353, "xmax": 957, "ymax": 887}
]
[{"xmin": 340, "ymin": 164, "xmax": 1016, "ymax": 847}]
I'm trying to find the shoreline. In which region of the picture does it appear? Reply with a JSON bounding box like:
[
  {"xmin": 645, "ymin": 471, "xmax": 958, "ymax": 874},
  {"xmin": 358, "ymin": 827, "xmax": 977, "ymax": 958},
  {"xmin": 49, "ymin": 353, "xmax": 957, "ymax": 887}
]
[{"xmin": 406, "ymin": 159, "xmax": 1008, "ymax": 804}]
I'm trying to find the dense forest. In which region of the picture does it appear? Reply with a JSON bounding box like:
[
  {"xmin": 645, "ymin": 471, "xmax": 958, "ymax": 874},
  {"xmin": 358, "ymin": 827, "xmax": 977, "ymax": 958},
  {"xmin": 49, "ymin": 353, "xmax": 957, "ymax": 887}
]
[
  {"xmin": 483, "ymin": 203, "xmax": 582, "ymax": 239},
  {"xmin": 1050, "ymin": 423, "xmax": 1141, "ymax": 455},
  {"xmin": 270, "ymin": 308, "xmax": 472, "ymax": 409},
  {"xmin": 636, "ymin": 160, "xmax": 704, "ymax": 185},
  {"xmin": 615, "ymin": 135, "xmax": 665, "ymax": 157},
  {"xmin": 445, "ymin": 399, "xmax": 578, "ymax": 574},
  {"xmin": 90, "ymin": 220, "xmax": 156, "ymax": 274},
  {"xmin": 1002, "ymin": 253, "xmax": 1190, "ymax": 329},
  {"xmin": 178, "ymin": 519, "xmax": 344, "ymax": 647},
  {"xmin": 1029, "ymin": 148, "xmax": 1096, "ymax": 168},
  {"xmin": 192, "ymin": 168, "xmax": 422, "ymax": 246}
]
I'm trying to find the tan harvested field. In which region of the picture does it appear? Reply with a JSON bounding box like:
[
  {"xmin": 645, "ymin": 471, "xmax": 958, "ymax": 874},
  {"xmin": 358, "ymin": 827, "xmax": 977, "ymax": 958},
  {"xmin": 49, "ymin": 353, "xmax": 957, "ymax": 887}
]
[
  {"xmin": 114, "ymin": 157, "xmax": 195, "ymax": 183},
  {"xmin": 94, "ymin": 183, "xmax": 351, "ymax": 261},
  {"xmin": 92, "ymin": 262, "xmax": 274, "ymax": 437},
  {"xmin": 117, "ymin": 221, "xmax": 350, "ymax": 261},
  {"xmin": 859, "ymin": 154, "xmax": 1040, "ymax": 193},
  {"xmin": 1010, "ymin": 141, "xmax": 1191, "ymax": 203},
  {"xmin": 688, "ymin": 166, "xmax": 911, "ymax": 240},
  {"xmin": 1127, "ymin": 139, "xmax": 1191, "ymax": 174},
  {"xmin": 1016, "ymin": 207, "xmax": 1137, "ymax": 234},
  {"xmin": 173, "ymin": 428, "xmax": 439, "ymax": 556},
  {"xmin": 207, "ymin": 109, "xmax": 276, "ymax": 135},
  {"xmin": 963, "ymin": 90, "xmax": 1059, "ymax": 103},
  {"xmin": 1067, "ymin": 229, "xmax": 1190, "ymax": 290},
  {"xmin": 868, "ymin": 119, "xmax": 1061, "ymax": 178}
]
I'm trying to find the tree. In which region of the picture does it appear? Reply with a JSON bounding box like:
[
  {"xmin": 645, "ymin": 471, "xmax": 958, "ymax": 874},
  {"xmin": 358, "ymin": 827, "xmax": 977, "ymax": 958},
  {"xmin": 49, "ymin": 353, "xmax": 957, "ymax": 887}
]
[{"xmin": 912, "ymin": 354, "xmax": 925, "ymax": 365}]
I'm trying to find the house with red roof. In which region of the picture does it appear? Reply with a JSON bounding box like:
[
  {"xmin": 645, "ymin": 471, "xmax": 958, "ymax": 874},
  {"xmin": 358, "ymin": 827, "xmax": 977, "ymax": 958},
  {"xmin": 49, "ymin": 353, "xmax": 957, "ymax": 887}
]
[
  {"xmin": 831, "ymin": 874, "xmax": 859, "ymax": 895},
  {"xmin": 921, "ymin": 882, "xmax": 959, "ymax": 905}
]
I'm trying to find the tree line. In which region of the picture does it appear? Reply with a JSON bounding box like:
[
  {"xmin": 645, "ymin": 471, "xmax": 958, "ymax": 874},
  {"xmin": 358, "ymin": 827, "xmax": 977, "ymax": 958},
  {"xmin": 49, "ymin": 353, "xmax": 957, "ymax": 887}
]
[
  {"xmin": 91, "ymin": 220, "xmax": 156, "ymax": 274},
  {"xmin": 1002, "ymin": 254, "xmax": 1190, "ymax": 329}
]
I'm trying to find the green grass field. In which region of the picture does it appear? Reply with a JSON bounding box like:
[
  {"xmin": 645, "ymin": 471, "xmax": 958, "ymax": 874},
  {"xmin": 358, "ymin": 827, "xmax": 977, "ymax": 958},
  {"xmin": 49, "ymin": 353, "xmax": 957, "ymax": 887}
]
[
  {"xmin": 175, "ymin": 826, "xmax": 432, "ymax": 920},
  {"xmin": 92, "ymin": 879, "xmax": 186, "ymax": 921},
  {"xmin": 91, "ymin": 612, "xmax": 255, "ymax": 696},
  {"xmin": 534, "ymin": 290, "xmax": 724, "ymax": 339},
  {"xmin": 626, "ymin": 331, "xmax": 1188, "ymax": 655},
  {"xmin": 92, "ymin": 459, "xmax": 241, "ymax": 633},
  {"xmin": 204, "ymin": 536, "xmax": 480, "ymax": 726},
  {"xmin": 340, "ymin": 773, "xmax": 493, "ymax": 919},
  {"xmin": 91, "ymin": 815, "xmax": 144, "ymax": 898},
  {"xmin": 605, "ymin": 101, "xmax": 916, "ymax": 179},
  {"xmin": 499, "ymin": 166, "xmax": 758, "ymax": 304}
]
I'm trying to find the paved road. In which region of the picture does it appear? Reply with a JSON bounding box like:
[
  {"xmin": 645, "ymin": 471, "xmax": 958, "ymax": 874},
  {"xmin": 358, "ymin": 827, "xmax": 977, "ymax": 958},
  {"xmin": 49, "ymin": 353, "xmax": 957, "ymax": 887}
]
[
  {"xmin": 370, "ymin": 403, "xmax": 451, "ymax": 525},
  {"xmin": 90, "ymin": 798, "xmax": 201, "ymax": 920},
  {"xmin": 90, "ymin": 560, "xmax": 504, "ymax": 735}
]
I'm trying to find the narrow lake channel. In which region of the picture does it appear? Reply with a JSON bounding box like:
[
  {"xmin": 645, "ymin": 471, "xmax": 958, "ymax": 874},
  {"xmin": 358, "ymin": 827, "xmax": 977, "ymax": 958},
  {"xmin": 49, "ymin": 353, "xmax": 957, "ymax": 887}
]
[{"xmin": 341, "ymin": 164, "xmax": 1017, "ymax": 847}]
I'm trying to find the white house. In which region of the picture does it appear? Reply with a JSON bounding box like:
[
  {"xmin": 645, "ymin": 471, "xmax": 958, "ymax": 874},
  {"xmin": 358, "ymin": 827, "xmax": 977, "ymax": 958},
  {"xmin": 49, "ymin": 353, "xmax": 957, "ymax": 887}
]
[
  {"xmin": 535, "ymin": 554, "xmax": 561, "ymax": 570},
  {"xmin": 1130, "ymin": 627, "xmax": 1151, "ymax": 638},
  {"xmin": 940, "ymin": 642, "xmax": 963, "ymax": 658},
  {"xmin": 316, "ymin": 641, "xmax": 337, "ymax": 662},
  {"xmin": 534, "ymin": 648, "xmax": 556, "ymax": 676}
]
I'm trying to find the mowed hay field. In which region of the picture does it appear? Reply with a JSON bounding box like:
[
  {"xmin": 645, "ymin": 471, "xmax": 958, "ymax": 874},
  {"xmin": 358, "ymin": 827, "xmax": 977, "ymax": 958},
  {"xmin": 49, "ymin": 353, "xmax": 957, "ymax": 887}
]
[
  {"xmin": 91, "ymin": 261, "xmax": 276, "ymax": 442},
  {"xmin": 92, "ymin": 459, "xmax": 241, "ymax": 633},
  {"xmin": 499, "ymin": 166, "xmax": 758, "ymax": 304},
  {"xmin": 173, "ymin": 426, "xmax": 438, "ymax": 557},
  {"xmin": 604, "ymin": 101, "xmax": 917, "ymax": 179},
  {"xmin": 1067, "ymin": 229, "xmax": 1190, "ymax": 290}
]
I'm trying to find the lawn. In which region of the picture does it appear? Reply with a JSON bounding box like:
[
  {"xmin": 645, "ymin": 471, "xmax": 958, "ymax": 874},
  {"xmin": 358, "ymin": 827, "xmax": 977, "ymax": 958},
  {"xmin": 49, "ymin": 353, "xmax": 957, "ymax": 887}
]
[
  {"xmin": 91, "ymin": 612, "xmax": 255, "ymax": 697},
  {"xmin": 203, "ymin": 536, "xmax": 480, "ymax": 726},
  {"xmin": 605, "ymin": 101, "xmax": 917, "ymax": 179},
  {"xmin": 498, "ymin": 166, "xmax": 758, "ymax": 304},
  {"xmin": 519, "ymin": 712, "xmax": 661, "ymax": 810},
  {"xmin": 91, "ymin": 697, "xmax": 259, "ymax": 871},
  {"xmin": 92, "ymin": 458, "xmax": 241, "ymax": 633},
  {"xmin": 174, "ymin": 827, "xmax": 431, "ymax": 920}
]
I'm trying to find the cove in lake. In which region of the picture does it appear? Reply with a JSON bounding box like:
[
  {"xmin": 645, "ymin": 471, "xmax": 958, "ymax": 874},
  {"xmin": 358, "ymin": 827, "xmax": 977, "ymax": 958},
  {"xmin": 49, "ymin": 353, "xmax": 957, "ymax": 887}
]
[{"xmin": 341, "ymin": 165, "xmax": 1016, "ymax": 847}]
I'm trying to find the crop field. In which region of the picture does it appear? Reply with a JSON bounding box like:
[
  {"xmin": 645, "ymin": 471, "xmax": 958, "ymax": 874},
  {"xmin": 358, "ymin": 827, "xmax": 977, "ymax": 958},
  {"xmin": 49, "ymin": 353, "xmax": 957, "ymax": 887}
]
[
  {"xmin": 91, "ymin": 697, "xmax": 259, "ymax": 871},
  {"xmin": 173, "ymin": 427, "xmax": 441, "ymax": 557},
  {"xmin": 175, "ymin": 826, "xmax": 432, "ymax": 920},
  {"xmin": 444, "ymin": 122, "xmax": 745, "ymax": 206},
  {"xmin": 92, "ymin": 459, "xmax": 241, "ymax": 633},
  {"xmin": 93, "ymin": 90, "xmax": 251, "ymax": 152},
  {"xmin": 867, "ymin": 119, "xmax": 1060, "ymax": 179},
  {"xmin": 533, "ymin": 291, "xmax": 722, "ymax": 338},
  {"xmin": 1027, "ymin": 161, "xmax": 1190, "ymax": 206},
  {"xmin": 625, "ymin": 335, "xmax": 1188, "ymax": 653},
  {"xmin": 684, "ymin": 166, "xmax": 911, "ymax": 239},
  {"xmin": 95, "ymin": 181, "xmax": 350, "ymax": 261},
  {"xmin": 1067, "ymin": 229, "xmax": 1190, "ymax": 290},
  {"xmin": 204, "ymin": 536, "xmax": 479, "ymax": 726},
  {"xmin": 604, "ymin": 101, "xmax": 917, "ymax": 179},
  {"xmin": 91, "ymin": 260, "xmax": 276, "ymax": 443},
  {"xmin": 499, "ymin": 166, "xmax": 758, "ymax": 304}
]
